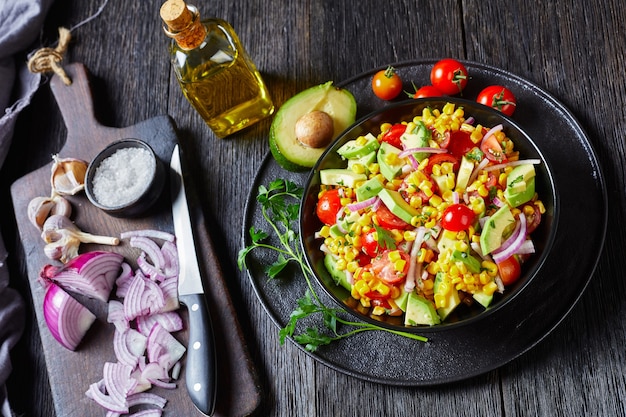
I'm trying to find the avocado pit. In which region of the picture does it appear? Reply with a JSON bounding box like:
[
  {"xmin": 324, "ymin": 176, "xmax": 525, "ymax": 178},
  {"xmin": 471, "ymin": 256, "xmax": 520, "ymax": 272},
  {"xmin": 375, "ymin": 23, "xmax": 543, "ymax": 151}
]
[{"xmin": 295, "ymin": 110, "xmax": 334, "ymax": 148}]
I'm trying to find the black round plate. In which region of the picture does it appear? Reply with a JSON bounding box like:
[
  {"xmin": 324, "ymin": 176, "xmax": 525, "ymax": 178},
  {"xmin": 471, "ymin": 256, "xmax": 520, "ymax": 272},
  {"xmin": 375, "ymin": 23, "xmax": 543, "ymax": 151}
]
[{"xmin": 242, "ymin": 60, "xmax": 607, "ymax": 386}]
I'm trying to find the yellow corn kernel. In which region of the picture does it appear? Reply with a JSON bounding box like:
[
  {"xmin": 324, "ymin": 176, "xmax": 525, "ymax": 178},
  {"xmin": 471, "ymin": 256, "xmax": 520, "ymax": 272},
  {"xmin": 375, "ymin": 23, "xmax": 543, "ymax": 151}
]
[
  {"xmin": 385, "ymin": 152, "xmax": 400, "ymax": 165},
  {"xmin": 409, "ymin": 195, "xmax": 423, "ymax": 208},
  {"xmin": 371, "ymin": 305, "xmax": 386, "ymax": 316},
  {"xmin": 355, "ymin": 135, "xmax": 368, "ymax": 146},
  {"xmin": 479, "ymin": 271, "xmax": 491, "ymax": 285},
  {"xmin": 403, "ymin": 230, "xmax": 417, "ymax": 242},
  {"xmin": 478, "ymin": 184, "xmax": 490, "ymax": 198},
  {"xmin": 354, "ymin": 280, "xmax": 370, "ymax": 297},
  {"xmin": 425, "ymin": 219, "xmax": 438, "ymax": 228},
  {"xmin": 432, "ymin": 164, "xmax": 442, "ymax": 176},
  {"xmin": 372, "ymin": 281, "xmax": 391, "ymax": 296},
  {"xmin": 380, "ymin": 122, "xmax": 392, "ymax": 133},
  {"xmin": 335, "ymin": 258, "xmax": 347, "ymax": 271},
  {"xmin": 498, "ymin": 173, "xmax": 507, "ymax": 188},
  {"xmin": 440, "ymin": 162, "xmax": 454, "ymax": 175},
  {"xmin": 319, "ymin": 225, "xmax": 331, "ymax": 238},
  {"xmin": 454, "ymin": 240, "xmax": 469, "ymax": 252},
  {"xmin": 442, "ymin": 102, "xmax": 455, "ymax": 115},
  {"xmin": 347, "ymin": 261, "xmax": 359, "ymax": 273},
  {"xmin": 434, "ymin": 293, "xmax": 447, "ymax": 309},
  {"xmin": 429, "ymin": 194, "xmax": 443, "ymax": 208},
  {"xmin": 389, "ymin": 286, "xmax": 401, "ymax": 299},
  {"xmin": 536, "ymin": 200, "xmax": 546, "ymax": 214},
  {"xmin": 351, "ymin": 163, "xmax": 366, "ymax": 175},
  {"xmin": 426, "ymin": 263, "xmax": 440, "ymax": 274},
  {"xmin": 418, "ymin": 158, "xmax": 430, "ymax": 171},
  {"xmin": 481, "ymin": 261, "xmax": 498, "ymax": 276},
  {"xmin": 445, "ymin": 174, "xmax": 456, "ymax": 190},
  {"xmin": 359, "ymin": 298, "xmax": 371, "ymax": 308},
  {"xmin": 405, "ymin": 121, "xmax": 417, "ymax": 132},
  {"xmin": 388, "ymin": 250, "xmax": 401, "ymax": 262},
  {"xmin": 422, "ymin": 278, "xmax": 434, "ymax": 290},
  {"xmin": 483, "ymin": 281, "xmax": 499, "ymax": 296}
]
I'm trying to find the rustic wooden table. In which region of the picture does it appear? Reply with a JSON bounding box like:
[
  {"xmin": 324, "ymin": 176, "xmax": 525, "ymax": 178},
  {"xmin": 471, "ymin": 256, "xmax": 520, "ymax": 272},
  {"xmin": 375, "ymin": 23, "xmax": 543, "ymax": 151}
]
[{"xmin": 2, "ymin": 0, "xmax": 625, "ymax": 416}]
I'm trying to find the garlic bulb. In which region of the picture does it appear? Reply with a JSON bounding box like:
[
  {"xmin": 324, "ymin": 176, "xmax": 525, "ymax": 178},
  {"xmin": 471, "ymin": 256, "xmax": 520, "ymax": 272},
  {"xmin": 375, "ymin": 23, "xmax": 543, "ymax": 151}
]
[{"xmin": 50, "ymin": 155, "xmax": 88, "ymax": 195}]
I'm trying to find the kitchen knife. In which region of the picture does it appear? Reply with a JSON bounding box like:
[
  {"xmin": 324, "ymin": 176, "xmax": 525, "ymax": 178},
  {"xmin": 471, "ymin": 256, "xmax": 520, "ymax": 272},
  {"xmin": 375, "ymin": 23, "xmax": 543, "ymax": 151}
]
[{"xmin": 170, "ymin": 144, "xmax": 217, "ymax": 416}]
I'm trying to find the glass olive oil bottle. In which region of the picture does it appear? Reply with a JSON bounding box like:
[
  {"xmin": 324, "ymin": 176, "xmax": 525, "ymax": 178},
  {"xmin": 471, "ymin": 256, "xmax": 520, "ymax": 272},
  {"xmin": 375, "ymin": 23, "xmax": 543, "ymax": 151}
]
[{"xmin": 160, "ymin": 0, "xmax": 274, "ymax": 138}]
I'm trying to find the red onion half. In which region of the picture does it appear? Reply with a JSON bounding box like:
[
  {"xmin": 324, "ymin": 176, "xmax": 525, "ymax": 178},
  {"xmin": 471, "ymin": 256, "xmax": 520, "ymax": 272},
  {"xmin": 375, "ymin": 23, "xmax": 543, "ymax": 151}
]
[
  {"xmin": 43, "ymin": 282, "xmax": 96, "ymax": 351},
  {"xmin": 40, "ymin": 251, "xmax": 124, "ymax": 302}
]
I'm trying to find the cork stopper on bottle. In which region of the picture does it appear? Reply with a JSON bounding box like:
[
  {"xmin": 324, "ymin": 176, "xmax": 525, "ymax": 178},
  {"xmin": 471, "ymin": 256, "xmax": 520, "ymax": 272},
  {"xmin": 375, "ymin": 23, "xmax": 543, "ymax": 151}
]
[
  {"xmin": 160, "ymin": 0, "xmax": 193, "ymax": 32},
  {"xmin": 160, "ymin": 0, "xmax": 206, "ymax": 50}
]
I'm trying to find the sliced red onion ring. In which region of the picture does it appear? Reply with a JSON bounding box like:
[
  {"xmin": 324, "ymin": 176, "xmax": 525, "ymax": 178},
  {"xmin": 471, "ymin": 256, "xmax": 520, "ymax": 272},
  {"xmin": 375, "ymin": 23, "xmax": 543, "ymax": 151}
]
[
  {"xmin": 405, "ymin": 227, "xmax": 427, "ymax": 293},
  {"xmin": 346, "ymin": 196, "xmax": 380, "ymax": 212},
  {"xmin": 492, "ymin": 214, "xmax": 528, "ymax": 263},
  {"xmin": 482, "ymin": 124, "xmax": 503, "ymax": 143}
]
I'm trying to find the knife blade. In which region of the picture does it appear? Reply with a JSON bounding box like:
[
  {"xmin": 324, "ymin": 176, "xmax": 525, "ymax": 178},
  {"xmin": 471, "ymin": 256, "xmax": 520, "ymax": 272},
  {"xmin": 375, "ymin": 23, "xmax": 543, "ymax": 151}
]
[{"xmin": 170, "ymin": 144, "xmax": 217, "ymax": 416}]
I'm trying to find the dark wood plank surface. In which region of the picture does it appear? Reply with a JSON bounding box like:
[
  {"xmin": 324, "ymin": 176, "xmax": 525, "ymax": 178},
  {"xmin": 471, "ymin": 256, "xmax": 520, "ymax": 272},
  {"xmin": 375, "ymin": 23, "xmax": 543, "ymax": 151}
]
[{"xmin": 1, "ymin": 0, "xmax": 625, "ymax": 416}]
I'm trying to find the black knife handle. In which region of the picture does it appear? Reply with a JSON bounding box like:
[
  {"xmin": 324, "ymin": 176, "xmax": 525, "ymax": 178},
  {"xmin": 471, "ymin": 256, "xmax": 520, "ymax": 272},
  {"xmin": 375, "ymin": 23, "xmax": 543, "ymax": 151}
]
[{"xmin": 180, "ymin": 293, "xmax": 217, "ymax": 416}]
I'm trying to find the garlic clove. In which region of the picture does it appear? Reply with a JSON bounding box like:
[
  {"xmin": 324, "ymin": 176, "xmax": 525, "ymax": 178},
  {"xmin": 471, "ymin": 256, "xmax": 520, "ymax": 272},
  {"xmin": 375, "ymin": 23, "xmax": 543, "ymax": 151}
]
[
  {"xmin": 28, "ymin": 196, "xmax": 55, "ymax": 229},
  {"xmin": 51, "ymin": 195, "xmax": 72, "ymax": 218},
  {"xmin": 50, "ymin": 155, "xmax": 88, "ymax": 195}
]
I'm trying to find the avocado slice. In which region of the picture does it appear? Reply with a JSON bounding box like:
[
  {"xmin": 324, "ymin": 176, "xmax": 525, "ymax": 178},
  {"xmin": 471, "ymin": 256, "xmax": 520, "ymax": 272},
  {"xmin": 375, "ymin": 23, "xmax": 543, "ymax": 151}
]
[
  {"xmin": 404, "ymin": 293, "xmax": 441, "ymax": 326},
  {"xmin": 356, "ymin": 177, "xmax": 384, "ymax": 201},
  {"xmin": 323, "ymin": 254, "xmax": 352, "ymax": 291},
  {"xmin": 504, "ymin": 164, "xmax": 537, "ymax": 207},
  {"xmin": 479, "ymin": 205, "xmax": 515, "ymax": 255},
  {"xmin": 433, "ymin": 272, "xmax": 461, "ymax": 320},
  {"xmin": 338, "ymin": 133, "xmax": 380, "ymax": 159},
  {"xmin": 269, "ymin": 82, "xmax": 357, "ymax": 171},
  {"xmin": 377, "ymin": 188, "xmax": 419, "ymax": 225},
  {"xmin": 377, "ymin": 141, "xmax": 404, "ymax": 181},
  {"xmin": 319, "ymin": 168, "xmax": 367, "ymax": 188}
]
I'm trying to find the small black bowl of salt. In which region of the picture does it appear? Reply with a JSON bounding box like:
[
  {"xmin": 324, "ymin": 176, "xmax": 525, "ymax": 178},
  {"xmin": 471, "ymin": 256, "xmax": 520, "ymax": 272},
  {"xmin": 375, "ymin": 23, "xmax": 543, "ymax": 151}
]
[{"xmin": 85, "ymin": 139, "xmax": 165, "ymax": 217}]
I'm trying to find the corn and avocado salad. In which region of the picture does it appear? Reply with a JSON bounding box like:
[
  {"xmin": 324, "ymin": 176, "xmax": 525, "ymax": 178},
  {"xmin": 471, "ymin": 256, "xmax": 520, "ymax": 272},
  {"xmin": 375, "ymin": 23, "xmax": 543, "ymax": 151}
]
[{"xmin": 314, "ymin": 102, "xmax": 545, "ymax": 326}]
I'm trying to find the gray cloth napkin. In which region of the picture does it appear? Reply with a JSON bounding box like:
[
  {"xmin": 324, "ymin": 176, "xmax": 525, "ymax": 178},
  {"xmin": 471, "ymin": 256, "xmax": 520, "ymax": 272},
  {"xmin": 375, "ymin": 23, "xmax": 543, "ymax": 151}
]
[{"xmin": 0, "ymin": 1, "xmax": 54, "ymax": 416}]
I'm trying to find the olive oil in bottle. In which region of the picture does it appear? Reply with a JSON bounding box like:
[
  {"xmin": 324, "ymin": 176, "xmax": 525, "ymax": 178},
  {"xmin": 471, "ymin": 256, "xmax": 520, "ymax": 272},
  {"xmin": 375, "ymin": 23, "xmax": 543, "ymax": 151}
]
[{"xmin": 160, "ymin": 0, "xmax": 274, "ymax": 138}]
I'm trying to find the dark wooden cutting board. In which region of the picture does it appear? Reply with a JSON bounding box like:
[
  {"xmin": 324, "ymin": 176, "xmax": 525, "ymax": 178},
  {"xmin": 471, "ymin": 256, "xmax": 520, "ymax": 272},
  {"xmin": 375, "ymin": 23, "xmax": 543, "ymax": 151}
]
[{"xmin": 10, "ymin": 63, "xmax": 261, "ymax": 417}]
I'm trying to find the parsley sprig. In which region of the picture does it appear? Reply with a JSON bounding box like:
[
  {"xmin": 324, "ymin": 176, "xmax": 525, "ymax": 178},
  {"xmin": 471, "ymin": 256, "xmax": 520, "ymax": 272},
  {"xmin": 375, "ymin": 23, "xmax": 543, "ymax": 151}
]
[{"xmin": 238, "ymin": 178, "xmax": 427, "ymax": 352}]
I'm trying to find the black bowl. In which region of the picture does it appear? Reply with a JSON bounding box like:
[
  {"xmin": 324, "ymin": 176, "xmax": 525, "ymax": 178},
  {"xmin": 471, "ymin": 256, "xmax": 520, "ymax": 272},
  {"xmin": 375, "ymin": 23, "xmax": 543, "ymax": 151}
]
[
  {"xmin": 300, "ymin": 98, "xmax": 558, "ymax": 333},
  {"xmin": 85, "ymin": 139, "xmax": 165, "ymax": 217}
]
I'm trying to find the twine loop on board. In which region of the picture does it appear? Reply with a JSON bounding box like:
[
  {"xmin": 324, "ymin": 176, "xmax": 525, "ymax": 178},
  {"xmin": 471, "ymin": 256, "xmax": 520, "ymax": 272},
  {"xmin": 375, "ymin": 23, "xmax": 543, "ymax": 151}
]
[{"xmin": 27, "ymin": 27, "xmax": 73, "ymax": 85}]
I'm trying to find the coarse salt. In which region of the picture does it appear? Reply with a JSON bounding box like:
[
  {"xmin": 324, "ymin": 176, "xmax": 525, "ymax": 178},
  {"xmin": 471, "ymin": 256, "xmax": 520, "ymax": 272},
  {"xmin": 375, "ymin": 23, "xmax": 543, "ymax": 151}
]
[{"xmin": 92, "ymin": 147, "xmax": 156, "ymax": 207}]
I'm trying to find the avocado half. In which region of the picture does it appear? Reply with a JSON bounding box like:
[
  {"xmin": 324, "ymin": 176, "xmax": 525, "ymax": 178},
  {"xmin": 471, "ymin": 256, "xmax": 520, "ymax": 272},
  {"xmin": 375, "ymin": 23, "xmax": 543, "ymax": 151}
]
[{"xmin": 269, "ymin": 81, "xmax": 357, "ymax": 171}]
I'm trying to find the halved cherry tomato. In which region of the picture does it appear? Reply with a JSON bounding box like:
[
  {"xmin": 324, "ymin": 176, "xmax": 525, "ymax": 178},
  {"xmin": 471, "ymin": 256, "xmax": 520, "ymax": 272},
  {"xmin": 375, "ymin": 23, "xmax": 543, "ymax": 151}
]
[
  {"xmin": 444, "ymin": 130, "xmax": 476, "ymax": 159},
  {"xmin": 497, "ymin": 255, "xmax": 522, "ymax": 285},
  {"xmin": 430, "ymin": 58, "xmax": 468, "ymax": 95},
  {"xmin": 408, "ymin": 85, "xmax": 443, "ymax": 99},
  {"xmin": 370, "ymin": 249, "xmax": 410, "ymax": 285},
  {"xmin": 441, "ymin": 204, "xmax": 476, "ymax": 232},
  {"xmin": 316, "ymin": 189, "xmax": 342, "ymax": 225},
  {"xmin": 372, "ymin": 66, "xmax": 403, "ymax": 100},
  {"xmin": 480, "ymin": 133, "xmax": 507, "ymax": 163},
  {"xmin": 362, "ymin": 229, "xmax": 383, "ymax": 257},
  {"xmin": 424, "ymin": 153, "xmax": 459, "ymax": 175},
  {"xmin": 381, "ymin": 123, "xmax": 407, "ymax": 148},
  {"xmin": 375, "ymin": 204, "xmax": 411, "ymax": 230},
  {"xmin": 477, "ymin": 85, "xmax": 517, "ymax": 116}
]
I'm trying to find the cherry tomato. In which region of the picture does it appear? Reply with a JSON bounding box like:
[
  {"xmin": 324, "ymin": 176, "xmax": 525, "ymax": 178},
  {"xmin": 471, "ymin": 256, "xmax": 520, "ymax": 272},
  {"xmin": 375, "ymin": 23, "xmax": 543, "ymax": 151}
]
[
  {"xmin": 430, "ymin": 58, "xmax": 468, "ymax": 95},
  {"xmin": 408, "ymin": 85, "xmax": 443, "ymax": 99},
  {"xmin": 316, "ymin": 189, "xmax": 342, "ymax": 225},
  {"xmin": 497, "ymin": 255, "xmax": 522, "ymax": 285},
  {"xmin": 441, "ymin": 204, "xmax": 476, "ymax": 232},
  {"xmin": 424, "ymin": 153, "xmax": 459, "ymax": 175},
  {"xmin": 381, "ymin": 123, "xmax": 407, "ymax": 148},
  {"xmin": 370, "ymin": 249, "xmax": 410, "ymax": 285},
  {"xmin": 362, "ymin": 229, "xmax": 383, "ymax": 258},
  {"xmin": 480, "ymin": 133, "xmax": 507, "ymax": 163},
  {"xmin": 444, "ymin": 130, "xmax": 476, "ymax": 159},
  {"xmin": 477, "ymin": 85, "xmax": 517, "ymax": 116},
  {"xmin": 375, "ymin": 204, "xmax": 411, "ymax": 230},
  {"xmin": 372, "ymin": 66, "xmax": 403, "ymax": 100}
]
